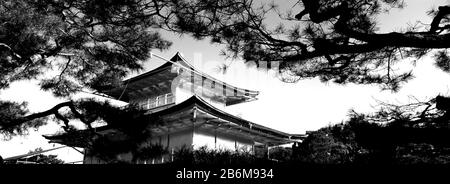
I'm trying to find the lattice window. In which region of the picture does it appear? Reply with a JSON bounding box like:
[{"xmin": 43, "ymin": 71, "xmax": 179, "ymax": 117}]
[
  {"xmin": 166, "ymin": 93, "xmax": 175, "ymax": 104},
  {"xmin": 148, "ymin": 97, "xmax": 157, "ymax": 108},
  {"xmin": 157, "ymin": 95, "xmax": 165, "ymax": 106}
]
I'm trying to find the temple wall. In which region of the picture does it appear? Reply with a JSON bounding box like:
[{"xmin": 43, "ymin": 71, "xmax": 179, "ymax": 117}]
[
  {"xmin": 82, "ymin": 127, "xmax": 255, "ymax": 164},
  {"xmin": 174, "ymin": 87, "xmax": 192, "ymax": 104},
  {"xmin": 192, "ymin": 128, "xmax": 215, "ymax": 149},
  {"xmin": 193, "ymin": 128, "xmax": 254, "ymax": 153},
  {"xmin": 149, "ymin": 128, "xmax": 194, "ymax": 150},
  {"xmin": 168, "ymin": 128, "xmax": 193, "ymax": 150}
]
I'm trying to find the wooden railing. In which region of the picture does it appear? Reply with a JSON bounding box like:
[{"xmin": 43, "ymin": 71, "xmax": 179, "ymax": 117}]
[{"xmin": 138, "ymin": 93, "xmax": 175, "ymax": 110}]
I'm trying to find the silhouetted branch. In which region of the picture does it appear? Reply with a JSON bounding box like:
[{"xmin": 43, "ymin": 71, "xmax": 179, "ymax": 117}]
[
  {"xmin": 0, "ymin": 101, "xmax": 73, "ymax": 131},
  {"xmin": 0, "ymin": 101, "xmax": 96, "ymax": 132},
  {"xmin": 430, "ymin": 6, "xmax": 450, "ymax": 33}
]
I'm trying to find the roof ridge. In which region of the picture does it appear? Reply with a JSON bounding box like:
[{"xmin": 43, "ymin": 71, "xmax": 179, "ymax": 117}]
[{"xmin": 173, "ymin": 52, "xmax": 259, "ymax": 93}]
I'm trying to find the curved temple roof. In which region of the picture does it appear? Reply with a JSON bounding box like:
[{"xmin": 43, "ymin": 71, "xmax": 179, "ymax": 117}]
[
  {"xmin": 101, "ymin": 52, "xmax": 259, "ymax": 106},
  {"xmin": 44, "ymin": 96, "xmax": 305, "ymax": 148},
  {"xmin": 149, "ymin": 95, "xmax": 300, "ymax": 145},
  {"xmin": 44, "ymin": 52, "xmax": 305, "ymax": 151}
]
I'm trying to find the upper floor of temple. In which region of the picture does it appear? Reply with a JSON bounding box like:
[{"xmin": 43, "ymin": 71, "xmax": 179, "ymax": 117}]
[{"xmin": 101, "ymin": 52, "xmax": 259, "ymax": 110}]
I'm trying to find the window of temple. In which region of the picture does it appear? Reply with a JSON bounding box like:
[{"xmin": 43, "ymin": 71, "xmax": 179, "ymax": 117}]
[
  {"xmin": 166, "ymin": 93, "xmax": 175, "ymax": 104},
  {"xmin": 148, "ymin": 98, "xmax": 157, "ymax": 109},
  {"xmin": 157, "ymin": 95, "xmax": 165, "ymax": 106},
  {"xmin": 137, "ymin": 93, "xmax": 175, "ymax": 110}
]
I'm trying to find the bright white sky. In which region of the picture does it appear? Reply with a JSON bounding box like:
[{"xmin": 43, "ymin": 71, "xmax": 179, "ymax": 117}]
[{"xmin": 1, "ymin": 0, "xmax": 450, "ymax": 163}]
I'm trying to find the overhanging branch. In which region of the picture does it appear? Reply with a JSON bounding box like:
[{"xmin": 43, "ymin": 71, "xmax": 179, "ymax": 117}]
[
  {"xmin": 0, "ymin": 101, "xmax": 90, "ymax": 132},
  {"xmin": 430, "ymin": 6, "xmax": 450, "ymax": 33}
]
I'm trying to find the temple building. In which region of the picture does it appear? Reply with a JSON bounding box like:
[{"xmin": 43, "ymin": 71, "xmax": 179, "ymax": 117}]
[{"xmin": 44, "ymin": 52, "xmax": 304, "ymax": 164}]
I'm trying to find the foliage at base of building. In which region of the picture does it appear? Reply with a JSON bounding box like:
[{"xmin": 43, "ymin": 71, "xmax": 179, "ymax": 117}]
[{"xmin": 170, "ymin": 146, "xmax": 273, "ymax": 165}]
